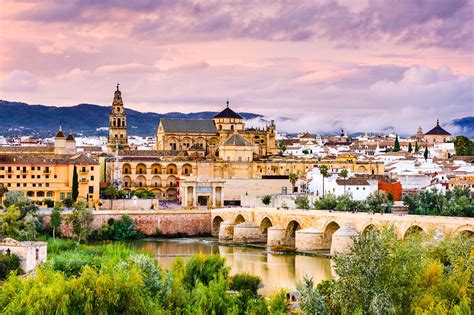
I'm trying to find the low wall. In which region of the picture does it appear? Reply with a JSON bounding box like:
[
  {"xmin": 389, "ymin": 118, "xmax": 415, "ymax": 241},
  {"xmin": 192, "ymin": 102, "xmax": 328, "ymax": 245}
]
[
  {"xmin": 99, "ymin": 199, "xmax": 156, "ymax": 211},
  {"xmin": 43, "ymin": 210, "xmax": 212, "ymax": 237}
]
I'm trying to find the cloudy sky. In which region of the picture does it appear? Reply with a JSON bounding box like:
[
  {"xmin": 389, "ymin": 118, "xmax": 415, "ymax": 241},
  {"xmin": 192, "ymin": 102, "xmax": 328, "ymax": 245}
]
[{"xmin": 0, "ymin": 0, "xmax": 472, "ymax": 134}]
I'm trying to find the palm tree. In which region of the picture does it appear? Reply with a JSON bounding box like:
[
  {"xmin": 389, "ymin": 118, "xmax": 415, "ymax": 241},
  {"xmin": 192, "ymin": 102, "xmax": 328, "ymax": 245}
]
[
  {"xmin": 0, "ymin": 184, "xmax": 8, "ymax": 208},
  {"xmin": 289, "ymin": 173, "xmax": 298, "ymax": 193},
  {"xmin": 102, "ymin": 184, "xmax": 119, "ymax": 210},
  {"xmin": 339, "ymin": 168, "xmax": 348, "ymax": 193},
  {"xmin": 319, "ymin": 165, "xmax": 329, "ymax": 198}
]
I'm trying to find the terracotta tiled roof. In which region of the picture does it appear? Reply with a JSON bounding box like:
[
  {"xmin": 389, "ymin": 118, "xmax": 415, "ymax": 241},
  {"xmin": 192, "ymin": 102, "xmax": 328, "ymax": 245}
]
[{"xmin": 0, "ymin": 153, "xmax": 98, "ymax": 165}]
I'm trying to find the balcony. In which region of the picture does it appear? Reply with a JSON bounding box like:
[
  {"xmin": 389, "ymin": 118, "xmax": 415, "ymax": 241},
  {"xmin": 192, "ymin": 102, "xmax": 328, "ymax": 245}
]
[
  {"xmin": 5, "ymin": 169, "xmax": 13, "ymax": 174},
  {"xmin": 20, "ymin": 170, "xmax": 29, "ymax": 174},
  {"xmin": 79, "ymin": 169, "xmax": 89, "ymax": 174},
  {"xmin": 79, "ymin": 178, "xmax": 89, "ymax": 183},
  {"xmin": 43, "ymin": 169, "xmax": 52, "ymax": 174}
]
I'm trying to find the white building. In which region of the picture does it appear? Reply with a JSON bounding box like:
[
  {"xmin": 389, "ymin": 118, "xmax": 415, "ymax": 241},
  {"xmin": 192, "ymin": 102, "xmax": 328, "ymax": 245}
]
[
  {"xmin": 0, "ymin": 238, "xmax": 47, "ymax": 274},
  {"xmin": 307, "ymin": 168, "xmax": 378, "ymax": 200}
]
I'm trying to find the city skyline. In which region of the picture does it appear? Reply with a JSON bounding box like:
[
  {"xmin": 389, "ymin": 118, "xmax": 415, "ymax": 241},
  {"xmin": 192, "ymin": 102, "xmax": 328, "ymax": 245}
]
[{"xmin": 0, "ymin": 0, "xmax": 473, "ymax": 134}]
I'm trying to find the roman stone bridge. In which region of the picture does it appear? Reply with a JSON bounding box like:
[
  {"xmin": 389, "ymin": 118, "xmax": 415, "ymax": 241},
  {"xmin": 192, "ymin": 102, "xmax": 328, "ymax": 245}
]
[{"xmin": 211, "ymin": 208, "xmax": 474, "ymax": 255}]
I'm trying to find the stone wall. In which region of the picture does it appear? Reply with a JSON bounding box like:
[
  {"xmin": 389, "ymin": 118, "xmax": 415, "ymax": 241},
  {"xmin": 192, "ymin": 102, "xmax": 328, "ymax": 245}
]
[
  {"xmin": 99, "ymin": 199, "xmax": 156, "ymax": 211},
  {"xmin": 43, "ymin": 210, "xmax": 212, "ymax": 237}
]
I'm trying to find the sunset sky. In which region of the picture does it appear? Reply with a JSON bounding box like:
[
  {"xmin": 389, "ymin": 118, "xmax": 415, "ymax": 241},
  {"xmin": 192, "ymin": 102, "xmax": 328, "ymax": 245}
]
[{"xmin": 0, "ymin": 0, "xmax": 472, "ymax": 133}]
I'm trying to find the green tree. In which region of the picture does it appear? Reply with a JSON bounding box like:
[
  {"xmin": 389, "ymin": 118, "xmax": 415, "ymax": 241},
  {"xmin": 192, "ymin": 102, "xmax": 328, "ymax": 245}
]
[
  {"xmin": 277, "ymin": 139, "xmax": 287, "ymax": 155},
  {"xmin": 294, "ymin": 195, "xmax": 310, "ymax": 210},
  {"xmin": 319, "ymin": 165, "xmax": 329, "ymax": 198},
  {"xmin": 19, "ymin": 213, "xmax": 41, "ymax": 241},
  {"xmin": 366, "ymin": 191, "xmax": 393, "ymax": 213},
  {"xmin": 0, "ymin": 253, "xmax": 21, "ymax": 280},
  {"xmin": 102, "ymin": 184, "xmax": 120, "ymax": 210},
  {"xmin": 453, "ymin": 135, "xmax": 473, "ymax": 156},
  {"xmin": 339, "ymin": 168, "xmax": 348, "ymax": 193},
  {"xmin": 50, "ymin": 202, "xmax": 62, "ymax": 240},
  {"xmin": 408, "ymin": 142, "xmax": 413, "ymax": 153},
  {"xmin": 62, "ymin": 197, "xmax": 73, "ymax": 209},
  {"xmin": 0, "ymin": 205, "xmax": 21, "ymax": 238},
  {"xmin": 261, "ymin": 195, "xmax": 272, "ymax": 206},
  {"xmin": 393, "ymin": 135, "xmax": 401, "ymax": 152},
  {"xmin": 297, "ymin": 276, "xmax": 327, "ymax": 314},
  {"xmin": 415, "ymin": 141, "xmax": 420, "ymax": 152},
  {"xmin": 66, "ymin": 201, "xmax": 93, "ymax": 244},
  {"xmin": 288, "ymin": 173, "xmax": 298, "ymax": 193},
  {"xmin": 424, "ymin": 146, "xmax": 429, "ymax": 160},
  {"xmin": 3, "ymin": 191, "xmax": 38, "ymax": 219},
  {"xmin": 72, "ymin": 165, "xmax": 79, "ymax": 202},
  {"xmin": 0, "ymin": 184, "xmax": 8, "ymax": 208},
  {"xmin": 313, "ymin": 193, "xmax": 338, "ymax": 210}
]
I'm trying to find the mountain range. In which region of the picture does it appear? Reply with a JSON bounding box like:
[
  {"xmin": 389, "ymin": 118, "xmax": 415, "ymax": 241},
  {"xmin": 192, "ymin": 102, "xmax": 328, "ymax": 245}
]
[
  {"xmin": 0, "ymin": 100, "xmax": 472, "ymax": 138},
  {"xmin": 0, "ymin": 100, "xmax": 261, "ymax": 137}
]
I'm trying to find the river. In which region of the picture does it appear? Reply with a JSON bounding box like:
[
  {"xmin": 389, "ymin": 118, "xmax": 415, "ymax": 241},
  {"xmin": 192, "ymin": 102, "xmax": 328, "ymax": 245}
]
[{"xmin": 132, "ymin": 238, "xmax": 334, "ymax": 295}]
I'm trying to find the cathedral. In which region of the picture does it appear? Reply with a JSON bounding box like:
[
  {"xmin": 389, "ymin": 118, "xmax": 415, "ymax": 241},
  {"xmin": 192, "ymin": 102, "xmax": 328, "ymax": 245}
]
[
  {"xmin": 108, "ymin": 85, "xmax": 278, "ymax": 159},
  {"xmin": 155, "ymin": 101, "xmax": 278, "ymax": 159}
]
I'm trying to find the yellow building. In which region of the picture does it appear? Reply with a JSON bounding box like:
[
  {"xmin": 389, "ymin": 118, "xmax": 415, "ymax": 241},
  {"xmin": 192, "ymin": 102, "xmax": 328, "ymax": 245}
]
[
  {"xmin": 0, "ymin": 154, "xmax": 100, "ymax": 206},
  {"xmin": 0, "ymin": 127, "xmax": 101, "ymax": 206},
  {"xmin": 105, "ymin": 151, "xmax": 384, "ymax": 201}
]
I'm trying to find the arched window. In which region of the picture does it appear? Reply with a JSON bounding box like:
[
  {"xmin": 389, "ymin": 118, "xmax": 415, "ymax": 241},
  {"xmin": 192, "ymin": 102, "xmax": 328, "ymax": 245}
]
[{"xmin": 230, "ymin": 125, "xmax": 234, "ymax": 130}]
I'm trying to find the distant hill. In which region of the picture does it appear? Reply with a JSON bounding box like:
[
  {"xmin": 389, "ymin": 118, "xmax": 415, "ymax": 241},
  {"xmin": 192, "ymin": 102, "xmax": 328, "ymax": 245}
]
[
  {"xmin": 0, "ymin": 100, "xmax": 262, "ymax": 137},
  {"xmin": 447, "ymin": 116, "xmax": 474, "ymax": 138}
]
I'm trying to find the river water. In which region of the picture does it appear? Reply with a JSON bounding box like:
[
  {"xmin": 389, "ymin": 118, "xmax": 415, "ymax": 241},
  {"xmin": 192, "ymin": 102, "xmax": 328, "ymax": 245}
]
[{"xmin": 132, "ymin": 238, "xmax": 334, "ymax": 295}]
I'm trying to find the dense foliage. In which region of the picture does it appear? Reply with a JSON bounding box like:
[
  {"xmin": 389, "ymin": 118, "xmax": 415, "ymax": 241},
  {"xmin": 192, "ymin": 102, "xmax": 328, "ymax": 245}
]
[
  {"xmin": 403, "ymin": 187, "xmax": 474, "ymax": 217},
  {"xmin": 91, "ymin": 215, "xmax": 143, "ymax": 241},
  {"xmin": 0, "ymin": 253, "xmax": 21, "ymax": 280},
  {"xmin": 262, "ymin": 195, "xmax": 272, "ymax": 206},
  {"xmin": 313, "ymin": 191, "xmax": 393, "ymax": 213},
  {"xmin": 297, "ymin": 229, "xmax": 473, "ymax": 314},
  {"xmin": 294, "ymin": 195, "xmax": 311, "ymax": 209},
  {"xmin": 0, "ymin": 241, "xmax": 286, "ymax": 314},
  {"xmin": 453, "ymin": 135, "xmax": 473, "ymax": 156}
]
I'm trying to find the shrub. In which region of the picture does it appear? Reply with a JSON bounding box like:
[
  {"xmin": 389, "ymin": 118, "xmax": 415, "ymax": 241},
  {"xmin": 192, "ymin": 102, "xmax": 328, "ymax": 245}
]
[
  {"xmin": 269, "ymin": 289, "xmax": 288, "ymax": 314},
  {"xmin": 294, "ymin": 195, "xmax": 310, "ymax": 209},
  {"xmin": 230, "ymin": 273, "xmax": 262, "ymax": 295},
  {"xmin": 314, "ymin": 193, "xmax": 338, "ymax": 210},
  {"xmin": 261, "ymin": 195, "xmax": 272, "ymax": 206},
  {"xmin": 0, "ymin": 253, "xmax": 21, "ymax": 280}
]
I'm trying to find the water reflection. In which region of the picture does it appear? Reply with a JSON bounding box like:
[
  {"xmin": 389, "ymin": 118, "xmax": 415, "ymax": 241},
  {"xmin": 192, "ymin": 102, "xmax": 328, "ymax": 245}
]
[{"xmin": 132, "ymin": 239, "xmax": 333, "ymax": 295}]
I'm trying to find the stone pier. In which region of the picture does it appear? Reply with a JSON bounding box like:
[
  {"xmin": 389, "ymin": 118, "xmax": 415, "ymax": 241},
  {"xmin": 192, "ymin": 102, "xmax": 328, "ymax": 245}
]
[
  {"xmin": 219, "ymin": 222, "xmax": 235, "ymax": 241},
  {"xmin": 233, "ymin": 222, "xmax": 263, "ymax": 243},
  {"xmin": 267, "ymin": 226, "xmax": 285, "ymax": 246},
  {"xmin": 295, "ymin": 228, "xmax": 325, "ymax": 251},
  {"xmin": 330, "ymin": 223, "xmax": 358, "ymax": 255}
]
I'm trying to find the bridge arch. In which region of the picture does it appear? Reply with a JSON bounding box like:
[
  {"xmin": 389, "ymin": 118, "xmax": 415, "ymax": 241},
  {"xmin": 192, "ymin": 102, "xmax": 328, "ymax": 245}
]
[
  {"xmin": 454, "ymin": 224, "xmax": 474, "ymax": 237},
  {"xmin": 403, "ymin": 225, "xmax": 425, "ymax": 239},
  {"xmin": 284, "ymin": 220, "xmax": 302, "ymax": 244},
  {"xmin": 260, "ymin": 217, "xmax": 273, "ymax": 237},
  {"xmin": 323, "ymin": 221, "xmax": 341, "ymax": 249},
  {"xmin": 212, "ymin": 216, "xmax": 224, "ymax": 236},
  {"xmin": 361, "ymin": 223, "xmax": 379, "ymax": 235},
  {"xmin": 234, "ymin": 214, "xmax": 246, "ymax": 224}
]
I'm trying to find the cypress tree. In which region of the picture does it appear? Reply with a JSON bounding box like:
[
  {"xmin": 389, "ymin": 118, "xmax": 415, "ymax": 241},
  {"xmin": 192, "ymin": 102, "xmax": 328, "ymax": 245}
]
[
  {"xmin": 424, "ymin": 146, "xmax": 429, "ymax": 160},
  {"xmin": 72, "ymin": 164, "xmax": 79, "ymax": 202},
  {"xmin": 408, "ymin": 142, "xmax": 413, "ymax": 153},
  {"xmin": 393, "ymin": 135, "xmax": 401, "ymax": 152},
  {"xmin": 415, "ymin": 141, "xmax": 420, "ymax": 152}
]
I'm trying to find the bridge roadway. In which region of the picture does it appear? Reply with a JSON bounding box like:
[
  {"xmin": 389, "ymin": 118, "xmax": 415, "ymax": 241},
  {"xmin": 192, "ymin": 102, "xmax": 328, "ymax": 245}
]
[{"xmin": 211, "ymin": 208, "xmax": 474, "ymax": 255}]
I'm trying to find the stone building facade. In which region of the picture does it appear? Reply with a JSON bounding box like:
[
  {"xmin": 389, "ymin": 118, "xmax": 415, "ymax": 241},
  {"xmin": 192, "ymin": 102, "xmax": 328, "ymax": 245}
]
[{"xmin": 155, "ymin": 101, "xmax": 277, "ymax": 157}]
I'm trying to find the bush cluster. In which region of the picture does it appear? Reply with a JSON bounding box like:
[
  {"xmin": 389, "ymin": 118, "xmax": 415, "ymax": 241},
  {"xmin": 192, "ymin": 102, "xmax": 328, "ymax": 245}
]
[
  {"xmin": 403, "ymin": 187, "xmax": 473, "ymax": 217},
  {"xmin": 297, "ymin": 229, "xmax": 473, "ymax": 314},
  {"xmin": 0, "ymin": 253, "xmax": 21, "ymax": 280},
  {"xmin": 310, "ymin": 191, "xmax": 393, "ymax": 213},
  {"xmin": 0, "ymin": 241, "xmax": 287, "ymax": 314},
  {"xmin": 90, "ymin": 214, "xmax": 143, "ymax": 241}
]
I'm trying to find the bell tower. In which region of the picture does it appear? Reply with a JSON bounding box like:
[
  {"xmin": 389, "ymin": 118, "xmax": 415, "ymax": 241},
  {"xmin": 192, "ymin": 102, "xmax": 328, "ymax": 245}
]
[{"xmin": 108, "ymin": 84, "xmax": 129, "ymax": 152}]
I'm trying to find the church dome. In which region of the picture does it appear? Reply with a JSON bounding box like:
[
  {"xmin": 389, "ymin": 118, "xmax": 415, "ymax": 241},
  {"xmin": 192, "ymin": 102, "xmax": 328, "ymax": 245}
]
[{"xmin": 213, "ymin": 101, "xmax": 243, "ymax": 119}]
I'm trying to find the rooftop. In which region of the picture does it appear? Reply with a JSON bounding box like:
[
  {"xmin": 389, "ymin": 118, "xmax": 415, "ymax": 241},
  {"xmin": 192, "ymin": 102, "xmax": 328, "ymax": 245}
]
[
  {"xmin": 160, "ymin": 119, "xmax": 218, "ymax": 133},
  {"xmin": 425, "ymin": 120, "xmax": 451, "ymax": 136},
  {"xmin": 213, "ymin": 102, "xmax": 243, "ymax": 119}
]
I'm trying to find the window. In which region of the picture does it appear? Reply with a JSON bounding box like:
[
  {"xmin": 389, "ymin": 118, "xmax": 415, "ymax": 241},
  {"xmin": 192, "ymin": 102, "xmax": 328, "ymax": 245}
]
[
  {"xmin": 91, "ymin": 166, "xmax": 94, "ymax": 171},
  {"xmin": 46, "ymin": 175, "xmax": 49, "ymax": 179},
  {"xmin": 22, "ymin": 175, "xmax": 26, "ymax": 179},
  {"xmin": 46, "ymin": 183, "xmax": 49, "ymax": 187},
  {"xmin": 17, "ymin": 183, "xmax": 20, "ymax": 187},
  {"xmin": 91, "ymin": 176, "xmax": 94, "ymax": 181},
  {"xmin": 0, "ymin": 166, "xmax": 3, "ymax": 170},
  {"xmin": 60, "ymin": 193, "xmax": 65, "ymax": 199},
  {"xmin": 16, "ymin": 167, "xmax": 20, "ymax": 170},
  {"xmin": 32, "ymin": 167, "xmax": 35, "ymax": 170},
  {"xmin": 38, "ymin": 175, "xmax": 41, "ymax": 179},
  {"xmin": 39, "ymin": 183, "xmax": 42, "ymax": 187},
  {"xmin": 47, "ymin": 192, "xmax": 53, "ymax": 198},
  {"xmin": 32, "ymin": 175, "xmax": 35, "ymax": 179},
  {"xmin": 32, "ymin": 183, "xmax": 36, "ymax": 187},
  {"xmin": 0, "ymin": 175, "xmax": 3, "ymax": 178},
  {"xmin": 23, "ymin": 183, "xmax": 26, "ymax": 187},
  {"xmin": 16, "ymin": 175, "xmax": 19, "ymax": 178},
  {"xmin": 67, "ymin": 193, "xmax": 71, "ymax": 198},
  {"xmin": 82, "ymin": 166, "xmax": 86, "ymax": 172},
  {"xmin": 88, "ymin": 186, "xmax": 94, "ymax": 194},
  {"xmin": 37, "ymin": 166, "xmax": 41, "ymax": 170}
]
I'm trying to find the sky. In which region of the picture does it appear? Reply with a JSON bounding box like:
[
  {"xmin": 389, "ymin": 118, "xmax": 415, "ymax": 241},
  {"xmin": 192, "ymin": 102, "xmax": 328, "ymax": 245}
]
[{"xmin": 0, "ymin": 0, "xmax": 473, "ymax": 134}]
